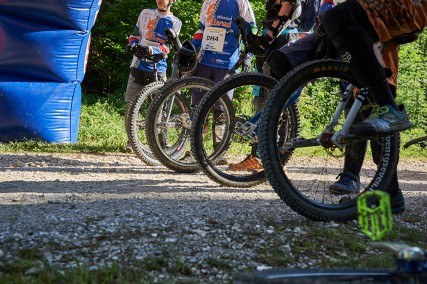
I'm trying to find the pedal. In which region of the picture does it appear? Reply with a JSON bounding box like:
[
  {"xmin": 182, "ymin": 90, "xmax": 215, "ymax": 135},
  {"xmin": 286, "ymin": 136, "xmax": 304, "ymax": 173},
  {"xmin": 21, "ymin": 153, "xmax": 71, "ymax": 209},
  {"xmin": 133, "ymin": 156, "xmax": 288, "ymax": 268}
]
[
  {"xmin": 235, "ymin": 121, "xmax": 257, "ymax": 140},
  {"xmin": 357, "ymin": 190, "xmax": 393, "ymax": 241}
]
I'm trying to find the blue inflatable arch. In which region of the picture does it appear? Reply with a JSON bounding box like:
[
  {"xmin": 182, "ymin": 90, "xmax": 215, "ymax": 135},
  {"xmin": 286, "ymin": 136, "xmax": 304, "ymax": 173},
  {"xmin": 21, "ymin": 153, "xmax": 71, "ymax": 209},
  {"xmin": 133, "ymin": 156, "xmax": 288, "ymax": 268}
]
[{"xmin": 0, "ymin": 0, "xmax": 102, "ymax": 143}]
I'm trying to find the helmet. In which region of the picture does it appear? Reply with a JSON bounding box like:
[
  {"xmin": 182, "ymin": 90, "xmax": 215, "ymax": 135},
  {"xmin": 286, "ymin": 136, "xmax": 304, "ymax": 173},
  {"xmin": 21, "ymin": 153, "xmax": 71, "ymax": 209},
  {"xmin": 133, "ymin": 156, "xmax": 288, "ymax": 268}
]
[{"xmin": 178, "ymin": 40, "xmax": 197, "ymax": 77}]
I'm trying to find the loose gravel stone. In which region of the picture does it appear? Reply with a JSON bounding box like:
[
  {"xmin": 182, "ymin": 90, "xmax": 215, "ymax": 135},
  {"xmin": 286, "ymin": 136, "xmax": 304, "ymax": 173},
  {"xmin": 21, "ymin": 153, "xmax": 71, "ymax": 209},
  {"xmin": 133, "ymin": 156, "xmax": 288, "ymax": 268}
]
[{"xmin": 0, "ymin": 152, "xmax": 426, "ymax": 282}]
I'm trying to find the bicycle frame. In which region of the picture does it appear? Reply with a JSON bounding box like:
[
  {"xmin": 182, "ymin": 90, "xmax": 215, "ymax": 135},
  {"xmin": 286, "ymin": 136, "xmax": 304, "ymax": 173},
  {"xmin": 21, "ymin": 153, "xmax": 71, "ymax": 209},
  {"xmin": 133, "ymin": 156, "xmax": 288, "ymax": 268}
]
[
  {"xmin": 273, "ymin": 82, "xmax": 369, "ymax": 153},
  {"xmin": 161, "ymin": 18, "xmax": 253, "ymax": 132},
  {"xmin": 148, "ymin": 29, "xmax": 192, "ymax": 132},
  {"xmin": 235, "ymin": 87, "xmax": 302, "ymax": 143}
]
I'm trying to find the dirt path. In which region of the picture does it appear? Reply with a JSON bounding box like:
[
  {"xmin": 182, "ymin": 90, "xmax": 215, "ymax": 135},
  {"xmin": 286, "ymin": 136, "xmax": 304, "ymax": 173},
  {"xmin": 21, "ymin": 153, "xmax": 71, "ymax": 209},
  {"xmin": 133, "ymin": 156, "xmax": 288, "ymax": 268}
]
[{"xmin": 0, "ymin": 152, "xmax": 426, "ymax": 281}]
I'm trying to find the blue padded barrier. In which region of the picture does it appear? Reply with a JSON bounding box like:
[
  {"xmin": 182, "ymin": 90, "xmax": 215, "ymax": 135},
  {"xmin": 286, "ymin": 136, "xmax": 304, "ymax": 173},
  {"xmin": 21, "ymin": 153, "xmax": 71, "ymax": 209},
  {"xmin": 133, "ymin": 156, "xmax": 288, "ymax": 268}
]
[
  {"xmin": 0, "ymin": 0, "xmax": 102, "ymax": 31},
  {"xmin": 0, "ymin": 82, "xmax": 81, "ymax": 143},
  {"xmin": 0, "ymin": 15, "xmax": 91, "ymax": 83},
  {"xmin": 0, "ymin": 0, "xmax": 101, "ymax": 144}
]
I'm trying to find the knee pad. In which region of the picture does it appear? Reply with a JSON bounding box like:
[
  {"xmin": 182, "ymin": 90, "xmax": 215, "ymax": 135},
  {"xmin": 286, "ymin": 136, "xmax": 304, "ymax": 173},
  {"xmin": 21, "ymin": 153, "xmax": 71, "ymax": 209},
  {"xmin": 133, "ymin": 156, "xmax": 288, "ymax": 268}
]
[
  {"xmin": 322, "ymin": 8, "xmax": 347, "ymax": 50},
  {"xmin": 323, "ymin": 1, "xmax": 373, "ymax": 53},
  {"xmin": 263, "ymin": 50, "xmax": 293, "ymax": 79}
]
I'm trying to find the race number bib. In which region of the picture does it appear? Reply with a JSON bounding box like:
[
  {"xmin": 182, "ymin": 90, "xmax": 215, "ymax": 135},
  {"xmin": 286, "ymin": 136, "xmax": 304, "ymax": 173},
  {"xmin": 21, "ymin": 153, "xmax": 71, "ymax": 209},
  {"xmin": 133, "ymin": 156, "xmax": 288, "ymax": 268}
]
[{"xmin": 201, "ymin": 27, "xmax": 226, "ymax": 52}]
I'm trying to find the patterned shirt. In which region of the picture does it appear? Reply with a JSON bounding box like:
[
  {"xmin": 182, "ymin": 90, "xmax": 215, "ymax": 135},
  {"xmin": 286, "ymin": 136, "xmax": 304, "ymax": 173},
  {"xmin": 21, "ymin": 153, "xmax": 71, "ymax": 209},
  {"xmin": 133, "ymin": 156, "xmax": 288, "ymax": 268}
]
[
  {"xmin": 129, "ymin": 9, "xmax": 182, "ymax": 73},
  {"xmin": 356, "ymin": 0, "xmax": 427, "ymax": 42},
  {"xmin": 192, "ymin": 0, "xmax": 256, "ymax": 69}
]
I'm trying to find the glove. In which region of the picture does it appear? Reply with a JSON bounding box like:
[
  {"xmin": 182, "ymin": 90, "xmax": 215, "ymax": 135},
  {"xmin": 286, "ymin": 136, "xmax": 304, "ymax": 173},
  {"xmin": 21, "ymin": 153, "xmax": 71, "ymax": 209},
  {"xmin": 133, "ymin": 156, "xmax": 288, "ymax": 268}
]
[
  {"xmin": 126, "ymin": 43, "xmax": 136, "ymax": 53},
  {"xmin": 314, "ymin": 37, "xmax": 328, "ymax": 59},
  {"xmin": 134, "ymin": 45, "xmax": 150, "ymax": 59},
  {"xmin": 314, "ymin": 16, "xmax": 327, "ymax": 39},
  {"xmin": 241, "ymin": 54, "xmax": 252, "ymax": 73},
  {"xmin": 314, "ymin": 25, "xmax": 327, "ymax": 39},
  {"xmin": 248, "ymin": 34, "xmax": 272, "ymax": 56}
]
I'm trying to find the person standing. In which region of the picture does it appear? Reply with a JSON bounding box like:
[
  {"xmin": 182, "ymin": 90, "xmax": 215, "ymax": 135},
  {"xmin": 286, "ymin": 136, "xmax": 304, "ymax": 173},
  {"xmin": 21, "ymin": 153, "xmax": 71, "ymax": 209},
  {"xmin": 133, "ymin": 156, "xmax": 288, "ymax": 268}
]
[
  {"xmin": 190, "ymin": 0, "xmax": 256, "ymax": 151},
  {"xmin": 228, "ymin": 0, "xmax": 332, "ymax": 171},
  {"xmin": 321, "ymin": 0, "xmax": 427, "ymax": 213},
  {"xmin": 124, "ymin": 0, "xmax": 182, "ymax": 153}
]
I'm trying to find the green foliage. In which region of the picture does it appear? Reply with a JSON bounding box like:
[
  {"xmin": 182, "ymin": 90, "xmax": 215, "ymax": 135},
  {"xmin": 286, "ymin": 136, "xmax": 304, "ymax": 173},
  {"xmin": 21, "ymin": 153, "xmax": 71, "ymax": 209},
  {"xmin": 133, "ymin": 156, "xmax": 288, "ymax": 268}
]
[
  {"xmin": 298, "ymin": 79, "xmax": 341, "ymax": 135},
  {"xmin": 78, "ymin": 94, "xmax": 127, "ymax": 150},
  {"xmin": 83, "ymin": 0, "xmax": 148, "ymax": 96},
  {"xmin": 396, "ymin": 31, "xmax": 427, "ymax": 149},
  {"xmin": 395, "ymin": 35, "xmax": 427, "ymax": 156},
  {"xmin": 83, "ymin": 0, "xmax": 265, "ymax": 97},
  {"xmin": 0, "ymin": 94, "xmax": 127, "ymax": 153},
  {"xmin": 83, "ymin": 0, "xmax": 203, "ymax": 97}
]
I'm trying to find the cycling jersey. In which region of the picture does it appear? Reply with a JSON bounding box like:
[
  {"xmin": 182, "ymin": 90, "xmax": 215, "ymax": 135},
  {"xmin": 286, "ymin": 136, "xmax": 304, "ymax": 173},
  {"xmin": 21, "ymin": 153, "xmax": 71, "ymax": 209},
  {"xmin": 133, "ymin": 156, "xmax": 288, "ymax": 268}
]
[
  {"xmin": 192, "ymin": 0, "xmax": 256, "ymax": 69},
  {"xmin": 128, "ymin": 9, "xmax": 182, "ymax": 73}
]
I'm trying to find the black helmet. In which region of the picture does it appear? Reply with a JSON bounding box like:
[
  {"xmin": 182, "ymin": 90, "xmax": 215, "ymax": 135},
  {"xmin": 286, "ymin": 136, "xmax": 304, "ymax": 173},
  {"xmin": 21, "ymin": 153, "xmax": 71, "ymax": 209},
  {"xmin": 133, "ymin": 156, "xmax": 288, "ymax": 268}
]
[{"xmin": 178, "ymin": 40, "xmax": 197, "ymax": 77}]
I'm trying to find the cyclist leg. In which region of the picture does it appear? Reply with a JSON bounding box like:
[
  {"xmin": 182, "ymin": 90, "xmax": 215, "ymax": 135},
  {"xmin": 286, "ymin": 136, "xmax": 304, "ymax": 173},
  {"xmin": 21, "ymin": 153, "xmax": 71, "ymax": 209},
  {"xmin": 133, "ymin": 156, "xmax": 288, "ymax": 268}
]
[
  {"xmin": 263, "ymin": 32, "xmax": 317, "ymax": 80},
  {"xmin": 191, "ymin": 63, "xmax": 213, "ymax": 107},
  {"xmin": 229, "ymin": 33, "xmax": 317, "ymax": 172},
  {"xmin": 371, "ymin": 139, "xmax": 405, "ymax": 214},
  {"xmin": 211, "ymin": 66, "xmax": 233, "ymax": 152},
  {"xmin": 125, "ymin": 67, "xmax": 150, "ymax": 103},
  {"xmin": 253, "ymin": 56, "xmax": 267, "ymax": 112},
  {"xmin": 190, "ymin": 64, "xmax": 231, "ymax": 162},
  {"xmin": 322, "ymin": 1, "xmax": 411, "ymax": 136}
]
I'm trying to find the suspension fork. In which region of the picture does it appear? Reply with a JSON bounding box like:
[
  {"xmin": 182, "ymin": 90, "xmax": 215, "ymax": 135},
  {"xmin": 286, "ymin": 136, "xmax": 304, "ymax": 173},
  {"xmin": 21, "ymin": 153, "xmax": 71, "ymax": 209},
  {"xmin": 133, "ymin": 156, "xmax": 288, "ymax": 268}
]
[
  {"xmin": 331, "ymin": 86, "xmax": 368, "ymax": 148},
  {"xmin": 327, "ymin": 84, "xmax": 355, "ymax": 134},
  {"xmin": 279, "ymin": 84, "xmax": 368, "ymax": 152},
  {"xmin": 159, "ymin": 57, "xmax": 189, "ymax": 129},
  {"xmin": 160, "ymin": 57, "xmax": 181, "ymax": 125}
]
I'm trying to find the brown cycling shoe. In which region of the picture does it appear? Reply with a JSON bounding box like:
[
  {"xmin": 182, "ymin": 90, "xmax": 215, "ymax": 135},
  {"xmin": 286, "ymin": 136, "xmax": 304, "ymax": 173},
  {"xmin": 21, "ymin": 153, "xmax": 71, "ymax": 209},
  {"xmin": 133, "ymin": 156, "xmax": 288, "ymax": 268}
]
[{"xmin": 228, "ymin": 154, "xmax": 263, "ymax": 171}]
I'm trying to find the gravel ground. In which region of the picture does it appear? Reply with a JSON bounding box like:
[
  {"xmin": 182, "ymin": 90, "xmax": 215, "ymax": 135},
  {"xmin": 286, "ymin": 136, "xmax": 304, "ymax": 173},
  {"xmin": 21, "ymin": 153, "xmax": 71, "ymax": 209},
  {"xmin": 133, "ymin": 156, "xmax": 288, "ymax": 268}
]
[{"xmin": 0, "ymin": 152, "xmax": 426, "ymax": 282}]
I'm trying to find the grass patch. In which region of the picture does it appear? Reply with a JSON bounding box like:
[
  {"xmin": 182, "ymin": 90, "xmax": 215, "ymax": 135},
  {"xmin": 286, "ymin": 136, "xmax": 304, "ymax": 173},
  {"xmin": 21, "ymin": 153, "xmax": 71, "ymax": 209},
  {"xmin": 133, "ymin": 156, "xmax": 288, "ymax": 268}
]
[
  {"xmin": 1, "ymin": 91, "xmax": 426, "ymax": 159},
  {"xmin": 207, "ymin": 257, "xmax": 232, "ymax": 270},
  {"xmin": 0, "ymin": 260, "xmax": 148, "ymax": 284},
  {"xmin": 0, "ymin": 93, "xmax": 127, "ymax": 153},
  {"xmin": 255, "ymin": 245, "xmax": 294, "ymax": 267},
  {"xmin": 251, "ymin": 218, "xmax": 427, "ymax": 271},
  {"xmin": 1, "ymin": 220, "xmax": 426, "ymax": 282}
]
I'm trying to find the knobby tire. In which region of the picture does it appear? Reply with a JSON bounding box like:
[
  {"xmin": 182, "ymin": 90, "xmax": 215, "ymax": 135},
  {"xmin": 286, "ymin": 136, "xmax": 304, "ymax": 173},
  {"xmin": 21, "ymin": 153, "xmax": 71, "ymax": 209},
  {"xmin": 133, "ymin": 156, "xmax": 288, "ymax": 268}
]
[{"xmin": 259, "ymin": 60, "xmax": 400, "ymax": 221}]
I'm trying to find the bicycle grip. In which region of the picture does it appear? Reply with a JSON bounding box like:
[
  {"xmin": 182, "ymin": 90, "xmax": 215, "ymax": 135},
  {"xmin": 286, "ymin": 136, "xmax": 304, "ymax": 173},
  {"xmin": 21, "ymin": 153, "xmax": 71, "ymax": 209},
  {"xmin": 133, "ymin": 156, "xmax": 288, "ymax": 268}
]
[
  {"xmin": 164, "ymin": 27, "xmax": 182, "ymax": 51},
  {"xmin": 235, "ymin": 16, "xmax": 255, "ymax": 45},
  {"xmin": 235, "ymin": 16, "xmax": 246, "ymax": 33}
]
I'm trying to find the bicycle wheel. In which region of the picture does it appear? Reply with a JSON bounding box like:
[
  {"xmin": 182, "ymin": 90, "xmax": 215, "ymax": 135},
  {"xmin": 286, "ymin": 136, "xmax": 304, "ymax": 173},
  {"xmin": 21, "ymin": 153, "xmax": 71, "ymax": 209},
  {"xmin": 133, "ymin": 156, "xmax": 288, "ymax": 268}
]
[
  {"xmin": 234, "ymin": 268, "xmax": 415, "ymax": 283},
  {"xmin": 145, "ymin": 77, "xmax": 217, "ymax": 173},
  {"xmin": 127, "ymin": 81, "xmax": 165, "ymax": 166},
  {"xmin": 191, "ymin": 73, "xmax": 300, "ymax": 187},
  {"xmin": 259, "ymin": 60, "xmax": 400, "ymax": 221}
]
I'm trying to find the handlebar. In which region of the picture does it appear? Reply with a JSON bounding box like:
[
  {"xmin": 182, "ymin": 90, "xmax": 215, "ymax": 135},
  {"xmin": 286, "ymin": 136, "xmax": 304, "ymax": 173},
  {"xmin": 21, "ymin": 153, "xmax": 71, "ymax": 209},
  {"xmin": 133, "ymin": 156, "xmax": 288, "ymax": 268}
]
[
  {"xmin": 227, "ymin": 16, "xmax": 253, "ymax": 75},
  {"xmin": 128, "ymin": 27, "xmax": 181, "ymax": 63},
  {"xmin": 165, "ymin": 27, "xmax": 182, "ymax": 52},
  {"xmin": 235, "ymin": 16, "xmax": 254, "ymax": 51},
  {"xmin": 164, "ymin": 27, "xmax": 196, "ymax": 58},
  {"xmin": 130, "ymin": 45, "xmax": 167, "ymax": 62}
]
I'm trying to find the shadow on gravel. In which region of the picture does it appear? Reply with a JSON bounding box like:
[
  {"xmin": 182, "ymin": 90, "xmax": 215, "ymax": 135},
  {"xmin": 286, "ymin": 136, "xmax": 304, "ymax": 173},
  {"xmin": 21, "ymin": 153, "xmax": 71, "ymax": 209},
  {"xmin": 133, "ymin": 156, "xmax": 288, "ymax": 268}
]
[
  {"xmin": 0, "ymin": 179, "xmax": 425, "ymax": 206},
  {"xmin": 2, "ymin": 154, "xmax": 427, "ymax": 179},
  {"xmin": 0, "ymin": 179, "xmax": 273, "ymax": 195}
]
